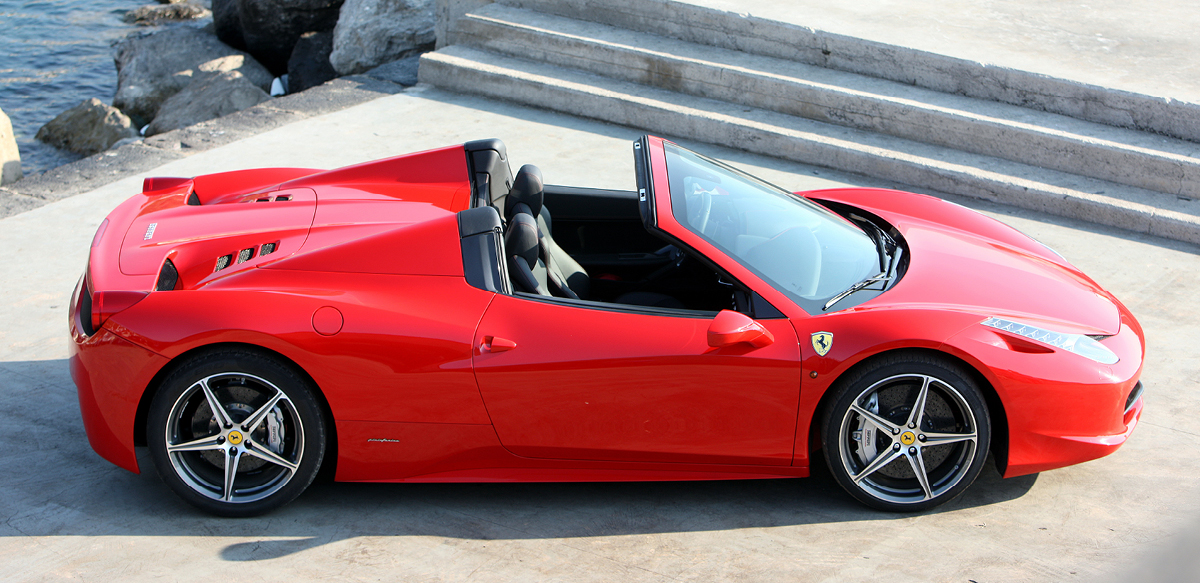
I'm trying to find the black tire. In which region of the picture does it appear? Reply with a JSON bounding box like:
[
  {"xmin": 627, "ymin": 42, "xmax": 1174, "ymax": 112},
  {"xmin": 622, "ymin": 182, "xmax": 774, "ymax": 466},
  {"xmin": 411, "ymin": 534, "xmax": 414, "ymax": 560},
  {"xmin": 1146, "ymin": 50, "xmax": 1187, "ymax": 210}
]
[
  {"xmin": 147, "ymin": 349, "xmax": 325, "ymax": 517},
  {"xmin": 820, "ymin": 353, "xmax": 991, "ymax": 512}
]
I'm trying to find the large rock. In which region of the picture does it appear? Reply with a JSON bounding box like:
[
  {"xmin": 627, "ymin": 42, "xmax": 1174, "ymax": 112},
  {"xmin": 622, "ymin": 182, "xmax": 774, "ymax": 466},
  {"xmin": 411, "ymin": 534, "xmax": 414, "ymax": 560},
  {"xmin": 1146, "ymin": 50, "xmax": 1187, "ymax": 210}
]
[
  {"xmin": 212, "ymin": 0, "xmax": 246, "ymax": 50},
  {"xmin": 1, "ymin": 108, "xmax": 21, "ymax": 185},
  {"xmin": 330, "ymin": 0, "xmax": 435, "ymax": 75},
  {"xmin": 34, "ymin": 98, "xmax": 139, "ymax": 156},
  {"xmin": 114, "ymin": 28, "xmax": 272, "ymax": 124},
  {"xmin": 146, "ymin": 71, "xmax": 271, "ymax": 136},
  {"xmin": 287, "ymin": 31, "xmax": 338, "ymax": 93},
  {"xmin": 124, "ymin": 3, "xmax": 211, "ymax": 25},
  {"xmin": 237, "ymin": 0, "xmax": 344, "ymax": 75},
  {"xmin": 363, "ymin": 54, "xmax": 420, "ymax": 86}
]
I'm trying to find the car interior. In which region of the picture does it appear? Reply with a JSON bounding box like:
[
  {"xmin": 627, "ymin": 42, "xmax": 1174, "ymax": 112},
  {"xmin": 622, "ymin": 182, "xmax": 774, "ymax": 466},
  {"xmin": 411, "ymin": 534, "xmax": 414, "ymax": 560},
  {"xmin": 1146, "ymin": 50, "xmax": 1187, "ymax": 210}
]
[{"xmin": 461, "ymin": 139, "xmax": 782, "ymax": 318}]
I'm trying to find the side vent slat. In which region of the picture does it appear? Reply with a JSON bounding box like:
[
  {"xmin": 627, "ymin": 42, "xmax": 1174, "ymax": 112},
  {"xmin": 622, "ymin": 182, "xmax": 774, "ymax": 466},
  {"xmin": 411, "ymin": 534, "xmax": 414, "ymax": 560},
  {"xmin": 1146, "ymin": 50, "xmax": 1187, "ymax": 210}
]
[
  {"xmin": 214, "ymin": 254, "xmax": 232, "ymax": 272},
  {"xmin": 260, "ymin": 242, "xmax": 277, "ymax": 256}
]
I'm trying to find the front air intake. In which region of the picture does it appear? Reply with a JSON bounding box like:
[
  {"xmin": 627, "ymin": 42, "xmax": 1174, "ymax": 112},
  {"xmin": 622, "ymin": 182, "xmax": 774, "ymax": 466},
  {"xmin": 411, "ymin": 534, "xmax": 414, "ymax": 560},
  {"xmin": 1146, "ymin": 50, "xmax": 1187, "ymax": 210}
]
[{"xmin": 1125, "ymin": 382, "xmax": 1144, "ymax": 414}]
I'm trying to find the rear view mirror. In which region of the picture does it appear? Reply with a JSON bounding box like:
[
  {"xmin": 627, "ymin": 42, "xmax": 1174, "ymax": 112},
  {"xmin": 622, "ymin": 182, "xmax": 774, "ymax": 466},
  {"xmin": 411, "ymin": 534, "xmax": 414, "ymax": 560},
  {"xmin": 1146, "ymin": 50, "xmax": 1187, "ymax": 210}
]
[{"xmin": 707, "ymin": 309, "xmax": 774, "ymax": 348}]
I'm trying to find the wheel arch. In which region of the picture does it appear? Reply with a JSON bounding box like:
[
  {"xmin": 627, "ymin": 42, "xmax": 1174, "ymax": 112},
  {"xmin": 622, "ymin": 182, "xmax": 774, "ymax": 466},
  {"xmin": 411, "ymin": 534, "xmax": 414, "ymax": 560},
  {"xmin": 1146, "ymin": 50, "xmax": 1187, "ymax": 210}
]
[
  {"xmin": 133, "ymin": 342, "xmax": 339, "ymax": 477},
  {"xmin": 807, "ymin": 346, "xmax": 1009, "ymax": 475}
]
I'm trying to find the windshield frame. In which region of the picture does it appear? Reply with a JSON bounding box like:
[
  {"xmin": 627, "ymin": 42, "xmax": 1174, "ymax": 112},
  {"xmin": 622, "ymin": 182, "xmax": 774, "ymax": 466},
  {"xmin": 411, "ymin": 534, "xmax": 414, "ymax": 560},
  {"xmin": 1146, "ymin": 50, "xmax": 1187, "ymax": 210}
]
[{"xmin": 640, "ymin": 138, "xmax": 887, "ymax": 315}]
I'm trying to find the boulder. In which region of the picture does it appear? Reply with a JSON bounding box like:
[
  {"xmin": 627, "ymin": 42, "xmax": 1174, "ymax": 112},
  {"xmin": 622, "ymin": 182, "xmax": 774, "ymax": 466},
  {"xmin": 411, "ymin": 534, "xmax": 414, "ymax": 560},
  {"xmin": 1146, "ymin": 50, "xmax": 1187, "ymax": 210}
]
[
  {"xmin": 124, "ymin": 3, "xmax": 211, "ymax": 25},
  {"xmin": 363, "ymin": 54, "xmax": 420, "ymax": 86},
  {"xmin": 331, "ymin": 0, "xmax": 435, "ymax": 75},
  {"xmin": 237, "ymin": 0, "xmax": 344, "ymax": 75},
  {"xmin": 34, "ymin": 98, "xmax": 139, "ymax": 156},
  {"xmin": 287, "ymin": 31, "xmax": 338, "ymax": 93},
  {"xmin": 146, "ymin": 71, "xmax": 271, "ymax": 136},
  {"xmin": 212, "ymin": 0, "xmax": 246, "ymax": 50},
  {"xmin": 114, "ymin": 28, "xmax": 272, "ymax": 124},
  {"xmin": 1, "ymin": 108, "xmax": 21, "ymax": 185}
]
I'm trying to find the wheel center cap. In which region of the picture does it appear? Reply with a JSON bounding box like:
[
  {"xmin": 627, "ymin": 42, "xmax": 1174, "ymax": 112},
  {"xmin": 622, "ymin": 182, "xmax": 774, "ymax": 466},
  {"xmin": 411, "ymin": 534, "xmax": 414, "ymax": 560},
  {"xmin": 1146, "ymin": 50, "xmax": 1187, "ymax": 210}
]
[
  {"xmin": 227, "ymin": 430, "xmax": 244, "ymax": 445},
  {"xmin": 900, "ymin": 431, "xmax": 916, "ymax": 446}
]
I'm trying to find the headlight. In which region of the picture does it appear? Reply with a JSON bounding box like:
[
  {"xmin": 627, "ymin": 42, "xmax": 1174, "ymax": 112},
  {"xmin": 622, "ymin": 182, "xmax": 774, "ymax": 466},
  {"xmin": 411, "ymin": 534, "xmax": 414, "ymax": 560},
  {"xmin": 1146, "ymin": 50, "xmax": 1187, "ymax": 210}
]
[{"xmin": 982, "ymin": 317, "xmax": 1119, "ymax": 364}]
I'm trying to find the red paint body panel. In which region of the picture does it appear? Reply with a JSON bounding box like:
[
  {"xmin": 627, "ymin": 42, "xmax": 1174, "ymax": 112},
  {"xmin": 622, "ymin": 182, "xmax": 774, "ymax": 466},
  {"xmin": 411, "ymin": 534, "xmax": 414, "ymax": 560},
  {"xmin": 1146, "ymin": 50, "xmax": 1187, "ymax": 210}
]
[
  {"xmin": 69, "ymin": 276, "xmax": 168, "ymax": 472},
  {"xmin": 335, "ymin": 421, "xmax": 809, "ymax": 482},
  {"xmin": 473, "ymin": 294, "xmax": 801, "ymax": 465},
  {"xmin": 70, "ymin": 137, "xmax": 1144, "ymax": 493},
  {"xmin": 190, "ymin": 167, "xmax": 322, "ymax": 202}
]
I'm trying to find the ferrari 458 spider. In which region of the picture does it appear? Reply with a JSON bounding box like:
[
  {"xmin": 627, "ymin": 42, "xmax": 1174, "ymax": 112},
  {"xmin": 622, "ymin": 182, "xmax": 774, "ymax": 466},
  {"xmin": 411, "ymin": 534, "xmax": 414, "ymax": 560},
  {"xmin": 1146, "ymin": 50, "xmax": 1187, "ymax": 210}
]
[{"xmin": 70, "ymin": 136, "xmax": 1144, "ymax": 516}]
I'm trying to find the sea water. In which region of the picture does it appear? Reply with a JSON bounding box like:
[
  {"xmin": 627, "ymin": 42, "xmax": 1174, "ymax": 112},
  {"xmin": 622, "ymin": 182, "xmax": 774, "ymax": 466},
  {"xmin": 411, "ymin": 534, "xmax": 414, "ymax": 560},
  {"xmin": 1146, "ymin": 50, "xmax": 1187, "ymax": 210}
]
[{"xmin": 1, "ymin": 0, "xmax": 147, "ymax": 175}]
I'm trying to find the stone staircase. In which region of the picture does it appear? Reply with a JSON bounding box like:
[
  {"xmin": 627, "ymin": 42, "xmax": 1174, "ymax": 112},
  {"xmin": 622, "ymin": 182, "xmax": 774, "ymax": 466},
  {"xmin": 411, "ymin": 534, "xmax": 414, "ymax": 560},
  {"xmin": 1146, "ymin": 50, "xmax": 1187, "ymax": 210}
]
[{"xmin": 420, "ymin": 0, "xmax": 1200, "ymax": 245}]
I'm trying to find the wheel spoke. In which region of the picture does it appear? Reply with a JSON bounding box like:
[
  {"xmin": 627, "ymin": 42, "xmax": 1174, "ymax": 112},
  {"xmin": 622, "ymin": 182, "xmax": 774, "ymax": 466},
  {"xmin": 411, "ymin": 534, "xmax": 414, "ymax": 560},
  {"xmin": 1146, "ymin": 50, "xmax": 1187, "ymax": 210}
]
[
  {"xmin": 908, "ymin": 449, "xmax": 933, "ymax": 500},
  {"xmin": 905, "ymin": 376, "xmax": 932, "ymax": 429},
  {"xmin": 240, "ymin": 389, "xmax": 285, "ymax": 434},
  {"xmin": 850, "ymin": 402, "xmax": 901, "ymax": 434},
  {"xmin": 199, "ymin": 378, "xmax": 235, "ymax": 428},
  {"xmin": 223, "ymin": 448, "xmax": 242, "ymax": 501},
  {"xmin": 923, "ymin": 430, "xmax": 977, "ymax": 447},
  {"xmin": 167, "ymin": 434, "xmax": 224, "ymax": 453},
  {"xmin": 852, "ymin": 447, "xmax": 904, "ymax": 484},
  {"xmin": 243, "ymin": 438, "xmax": 298, "ymax": 472}
]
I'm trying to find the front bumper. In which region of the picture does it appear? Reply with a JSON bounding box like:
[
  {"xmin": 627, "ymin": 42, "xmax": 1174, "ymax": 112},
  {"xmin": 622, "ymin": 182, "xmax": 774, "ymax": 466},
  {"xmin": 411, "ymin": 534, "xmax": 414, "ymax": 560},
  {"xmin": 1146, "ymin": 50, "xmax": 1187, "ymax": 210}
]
[{"xmin": 946, "ymin": 315, "xmax": 1145, "ymax": 478}]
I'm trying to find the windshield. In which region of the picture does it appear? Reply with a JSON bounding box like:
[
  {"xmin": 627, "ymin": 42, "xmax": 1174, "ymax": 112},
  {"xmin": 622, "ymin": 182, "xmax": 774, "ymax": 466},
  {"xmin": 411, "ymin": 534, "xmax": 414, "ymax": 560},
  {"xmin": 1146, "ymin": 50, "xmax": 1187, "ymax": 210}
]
[{"xmin": 663, "ymin": 143, "xmax": 879, "ymax": 314}]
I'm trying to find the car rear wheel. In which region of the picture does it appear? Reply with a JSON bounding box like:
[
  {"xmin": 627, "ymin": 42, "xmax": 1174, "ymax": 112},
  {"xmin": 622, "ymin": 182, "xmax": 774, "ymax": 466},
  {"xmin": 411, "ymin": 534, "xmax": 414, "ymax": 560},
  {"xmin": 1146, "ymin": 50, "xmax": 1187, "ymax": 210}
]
[
  {"xmin": 147, "ymin": 350, "xmax": 325, "ymax": 517},
  {"xmin": 821, "ymin": 353, "xmax": 990, "ymax": 512}
]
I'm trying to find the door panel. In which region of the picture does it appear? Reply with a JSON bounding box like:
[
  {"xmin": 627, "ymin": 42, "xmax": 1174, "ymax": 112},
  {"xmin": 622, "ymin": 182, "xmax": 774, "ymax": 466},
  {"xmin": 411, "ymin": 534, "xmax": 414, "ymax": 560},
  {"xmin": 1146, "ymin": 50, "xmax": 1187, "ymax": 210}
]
[{"xmin": 473, "ymin": 294, "xmax": 801, "ymax": 465}]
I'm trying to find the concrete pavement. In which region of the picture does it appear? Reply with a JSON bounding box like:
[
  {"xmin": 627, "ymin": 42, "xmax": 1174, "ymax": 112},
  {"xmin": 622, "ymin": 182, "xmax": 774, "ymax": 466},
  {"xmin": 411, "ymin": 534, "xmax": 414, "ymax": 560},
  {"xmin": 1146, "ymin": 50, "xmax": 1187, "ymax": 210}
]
[{"xmin": 2, "ymin": 85, "xmax": 1199, "ymax": 581}]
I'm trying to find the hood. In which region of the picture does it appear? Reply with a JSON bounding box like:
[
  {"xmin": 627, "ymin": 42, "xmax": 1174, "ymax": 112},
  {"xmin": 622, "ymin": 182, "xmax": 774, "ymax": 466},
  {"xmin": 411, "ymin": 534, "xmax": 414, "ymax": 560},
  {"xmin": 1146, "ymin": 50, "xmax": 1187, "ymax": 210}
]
[
  {"xmin": 879, "ymin": 221, "xmax": 1119, "ymax": 336},
  {"xmin": 808, "ymin": 188, "xmax": 1120, "ymax": 335}
]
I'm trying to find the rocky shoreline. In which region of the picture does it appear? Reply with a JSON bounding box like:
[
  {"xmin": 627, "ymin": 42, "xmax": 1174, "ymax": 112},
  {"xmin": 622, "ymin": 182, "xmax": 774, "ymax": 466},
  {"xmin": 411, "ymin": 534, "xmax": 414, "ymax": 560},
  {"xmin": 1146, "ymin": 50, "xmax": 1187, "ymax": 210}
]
[{"xmin": 0, "ymin": 0, "xmax": 433, "ymax": 189}]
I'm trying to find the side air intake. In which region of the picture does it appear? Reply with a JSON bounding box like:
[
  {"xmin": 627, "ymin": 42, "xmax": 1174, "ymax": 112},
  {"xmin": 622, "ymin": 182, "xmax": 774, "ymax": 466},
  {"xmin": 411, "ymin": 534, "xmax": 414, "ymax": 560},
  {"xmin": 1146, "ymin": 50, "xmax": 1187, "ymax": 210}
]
[{"xmin": 156, "ymin": 259, "xmax": 179, "ymax": 291}]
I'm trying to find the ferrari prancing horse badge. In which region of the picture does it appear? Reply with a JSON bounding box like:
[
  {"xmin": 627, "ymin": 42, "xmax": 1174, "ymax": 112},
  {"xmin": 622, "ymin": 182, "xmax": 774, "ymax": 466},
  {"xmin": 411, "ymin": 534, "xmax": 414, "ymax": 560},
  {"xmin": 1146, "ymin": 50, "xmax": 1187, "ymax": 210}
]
[{"xmin": 811, "ymin": 332, "xmax": 833, "ymax": 357}]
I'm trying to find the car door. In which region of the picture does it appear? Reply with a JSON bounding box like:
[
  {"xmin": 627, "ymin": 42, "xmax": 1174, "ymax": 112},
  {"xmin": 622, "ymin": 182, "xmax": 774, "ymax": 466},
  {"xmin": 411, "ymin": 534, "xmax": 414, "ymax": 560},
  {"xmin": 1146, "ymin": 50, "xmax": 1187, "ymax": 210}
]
[{"xmin": 472, "ymin": 294, "xmax": 801, "ymax": 466}]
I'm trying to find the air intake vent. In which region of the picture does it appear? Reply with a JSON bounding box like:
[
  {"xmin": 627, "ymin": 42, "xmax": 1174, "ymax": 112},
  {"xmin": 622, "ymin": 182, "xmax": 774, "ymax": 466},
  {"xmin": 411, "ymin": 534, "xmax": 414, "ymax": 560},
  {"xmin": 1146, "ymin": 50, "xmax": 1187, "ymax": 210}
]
[
  {"xmin": 214, "ymin": 254, "xmax": 232, "ymax": 272},
  {"xmin": 1125, "ymin": 382, "xmax": 1144, "ymax": 414},
  {"xmin": 275, "ymin": 194, "xmax": 292, "ymax": 202},
  {"xmin": 237, "ymin": 248, "xmax": 255, "ymax": 263},
  {"xmin": 260, "ymin": 242, "xmax": 277, "ymax": 256},
  {"xmin": 156, "ymin": 259, "xmax": 179, "ymax": 291}
]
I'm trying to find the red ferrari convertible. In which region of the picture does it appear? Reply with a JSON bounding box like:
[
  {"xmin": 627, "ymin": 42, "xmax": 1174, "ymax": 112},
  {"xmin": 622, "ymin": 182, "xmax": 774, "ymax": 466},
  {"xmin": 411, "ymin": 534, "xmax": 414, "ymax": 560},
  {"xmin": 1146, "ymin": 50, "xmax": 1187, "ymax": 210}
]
[{"xmin": 69, "ymin": 136, "xmax": 1144, "ymax": 516}]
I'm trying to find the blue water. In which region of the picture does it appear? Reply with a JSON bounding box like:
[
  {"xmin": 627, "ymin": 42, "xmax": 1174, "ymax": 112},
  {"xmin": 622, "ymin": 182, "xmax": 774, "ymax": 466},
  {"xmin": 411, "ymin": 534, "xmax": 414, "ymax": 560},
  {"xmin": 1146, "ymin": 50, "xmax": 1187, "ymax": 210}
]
[{"xmin": 1, "ymin": 0, "xmax": 146, "ymax": 175}]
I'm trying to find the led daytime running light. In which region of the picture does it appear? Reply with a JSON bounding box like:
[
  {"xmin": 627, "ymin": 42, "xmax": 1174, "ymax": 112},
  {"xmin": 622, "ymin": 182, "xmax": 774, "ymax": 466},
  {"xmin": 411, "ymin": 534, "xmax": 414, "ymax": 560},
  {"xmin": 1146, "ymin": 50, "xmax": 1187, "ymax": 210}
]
[{"xmin": 982, "ymin": 317, "xmax": 1118, "ymax": 364}]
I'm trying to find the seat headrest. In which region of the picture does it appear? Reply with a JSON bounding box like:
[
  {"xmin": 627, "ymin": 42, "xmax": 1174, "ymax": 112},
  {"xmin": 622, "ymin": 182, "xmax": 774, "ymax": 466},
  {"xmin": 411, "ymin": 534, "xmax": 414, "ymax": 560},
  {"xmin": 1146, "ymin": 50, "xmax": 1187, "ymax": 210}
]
[
  {"xmin": 504, "ymin": 213, "xmax": 541, "ymax": 267},
  {"xmin": 505, "ymin": 164, "xmax": 544, "ymax": 219}
]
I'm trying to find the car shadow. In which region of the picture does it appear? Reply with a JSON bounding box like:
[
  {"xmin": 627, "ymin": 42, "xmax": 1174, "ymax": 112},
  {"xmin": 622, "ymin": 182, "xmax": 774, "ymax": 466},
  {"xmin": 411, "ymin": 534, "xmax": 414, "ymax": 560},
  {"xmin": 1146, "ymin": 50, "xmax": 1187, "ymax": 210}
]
[{"xmin": 2, "ymin": 358, "xmax": 1036, "ymax": 562}]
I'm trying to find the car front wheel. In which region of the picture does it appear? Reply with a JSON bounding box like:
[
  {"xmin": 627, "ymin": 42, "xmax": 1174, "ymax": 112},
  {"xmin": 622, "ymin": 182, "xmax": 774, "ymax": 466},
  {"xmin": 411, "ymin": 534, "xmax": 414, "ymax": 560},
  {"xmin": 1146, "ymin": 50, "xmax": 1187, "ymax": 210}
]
[
  {"xmin": 821, "ymin": 353, "xmax": 991, "ymax": 512},
  {"xmin": 147, "ymin": 349, "xmax": 325, "ymax": 517}
]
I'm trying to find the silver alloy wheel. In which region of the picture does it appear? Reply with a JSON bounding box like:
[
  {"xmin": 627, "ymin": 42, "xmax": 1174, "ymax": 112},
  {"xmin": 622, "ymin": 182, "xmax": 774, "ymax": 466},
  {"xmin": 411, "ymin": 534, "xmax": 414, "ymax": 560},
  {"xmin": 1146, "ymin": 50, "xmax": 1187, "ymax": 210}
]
[
  {"xmin": 164, "ymin": 372, "xmax": 305, "ymax": 504},
  {"xmin": 836, "ymin": 373, "xmax": 979, "ymax": 505}
]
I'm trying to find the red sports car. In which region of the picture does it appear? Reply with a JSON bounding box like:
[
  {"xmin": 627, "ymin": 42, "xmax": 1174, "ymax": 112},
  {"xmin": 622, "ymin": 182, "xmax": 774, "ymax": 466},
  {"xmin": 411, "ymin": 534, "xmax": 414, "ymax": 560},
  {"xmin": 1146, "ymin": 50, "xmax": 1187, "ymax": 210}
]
[{"xmin": 69, "ymin": 136, "xmax": 1145, "ymax": 516}]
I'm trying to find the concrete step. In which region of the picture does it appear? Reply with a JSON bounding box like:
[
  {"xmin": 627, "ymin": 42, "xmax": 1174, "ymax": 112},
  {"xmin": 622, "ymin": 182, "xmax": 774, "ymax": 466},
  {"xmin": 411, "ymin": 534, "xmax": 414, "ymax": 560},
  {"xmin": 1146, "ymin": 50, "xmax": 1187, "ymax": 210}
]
[
  {"xmin": 456, "ymin": 4, "xmax": 1200, "ymax": 199},
  {"xmin": 419, "ymin": 45, "xmax": 1200, "ymax": 245},
  {"xmin": 486, "ymin": 0, "xmax": 1200, "ymax": 144}
]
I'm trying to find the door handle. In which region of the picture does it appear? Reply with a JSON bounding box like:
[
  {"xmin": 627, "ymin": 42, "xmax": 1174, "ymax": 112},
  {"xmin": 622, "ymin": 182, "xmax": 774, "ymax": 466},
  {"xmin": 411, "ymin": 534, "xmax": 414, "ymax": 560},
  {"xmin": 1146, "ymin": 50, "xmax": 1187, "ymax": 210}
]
[{"xmin": 481, "ymin": 335, "xmax": 517, "ymax": 353}]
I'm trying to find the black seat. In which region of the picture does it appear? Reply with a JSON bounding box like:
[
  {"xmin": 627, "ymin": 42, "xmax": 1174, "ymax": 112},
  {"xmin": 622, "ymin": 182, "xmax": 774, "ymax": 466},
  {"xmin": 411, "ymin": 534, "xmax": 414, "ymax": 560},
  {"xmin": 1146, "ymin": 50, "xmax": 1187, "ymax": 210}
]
[
  {"xmin": 504, "ymin": 213, "xmax": 550, "ymax": 296},
  {"xmin": 501, "ymin": 164, "xmax": 682, "ymax": 309}
]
